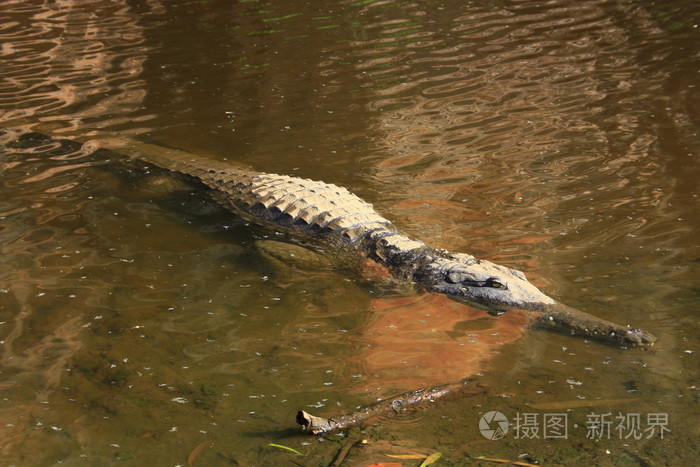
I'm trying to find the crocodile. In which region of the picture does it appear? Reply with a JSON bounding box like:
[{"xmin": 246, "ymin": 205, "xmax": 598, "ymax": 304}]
[{"xmin": 5, "ymin": 129, "xmax": 656, "ymax": 345}]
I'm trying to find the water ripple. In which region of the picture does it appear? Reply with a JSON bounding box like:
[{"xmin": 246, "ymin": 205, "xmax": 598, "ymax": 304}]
[
  {"xmin": 321, "ymin": 0, "xmax": 686, "ymax": 266},
  {"xmin": 0, "ymin": 1, "xmax": 156, "ymax": 134}
]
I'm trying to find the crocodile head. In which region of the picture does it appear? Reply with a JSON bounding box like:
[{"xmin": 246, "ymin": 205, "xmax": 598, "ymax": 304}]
[{"xmin": 426, "ymin": 252, "xmax": 557, "ymax": 315}]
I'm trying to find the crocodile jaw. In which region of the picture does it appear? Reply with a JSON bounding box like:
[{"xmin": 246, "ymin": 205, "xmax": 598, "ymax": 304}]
[{"xmin": 425, "ymin": 252, "xmax": 557, "ymax": 315}]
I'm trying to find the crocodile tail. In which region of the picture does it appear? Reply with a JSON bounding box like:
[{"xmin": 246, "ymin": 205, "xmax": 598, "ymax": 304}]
[
  {"xmin": 2, "ymin": 122, "xmax": 252, "ymax": 179},
  {"xmin": 93, "ymin": 137, "xmax": 255, "ymax": 182}
]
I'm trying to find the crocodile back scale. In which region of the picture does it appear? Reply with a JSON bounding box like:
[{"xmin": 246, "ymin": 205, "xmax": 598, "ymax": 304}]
[{"xmin": 134, "ymin": 147, "xmax": 427, "ymax": 263}]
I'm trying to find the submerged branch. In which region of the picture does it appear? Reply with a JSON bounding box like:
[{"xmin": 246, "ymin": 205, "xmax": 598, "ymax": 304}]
[{"xmin": 297, "ymin": 378, "xmax": 479, "ymax": 435}]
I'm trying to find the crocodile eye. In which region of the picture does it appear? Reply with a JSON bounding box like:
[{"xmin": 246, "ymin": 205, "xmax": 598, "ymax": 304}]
[{"xmin": 488, "ymin": 278, "xmax": 507, "ymax": 289}]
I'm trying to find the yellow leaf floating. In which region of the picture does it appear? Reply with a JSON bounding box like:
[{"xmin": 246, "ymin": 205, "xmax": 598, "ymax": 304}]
[
  {"xmin": 419, "ymin": 452, "xmax": 442, "ymax": 467},
  {"xmin": 385, "ymin": 453, "xmax": 427, "ymax": 459},
  {"xmin": 187, "ymin": 440, "xmax": 211, "ymax": 467},
  {"xmin": 267, "ymin": 443, "xmax": 304, "ymax": 456}
]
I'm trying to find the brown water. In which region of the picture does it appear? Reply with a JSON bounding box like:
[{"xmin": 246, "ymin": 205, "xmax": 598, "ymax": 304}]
[{"xmin": 1, "ymin": 0, "xmax": 698, "ymax": 465}]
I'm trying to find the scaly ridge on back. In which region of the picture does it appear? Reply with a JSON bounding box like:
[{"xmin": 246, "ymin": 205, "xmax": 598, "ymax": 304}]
[{"xmin": 132, "ymin": 148, "xmax": 398, "ymax": 257}]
